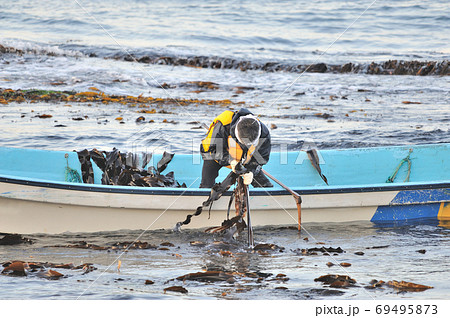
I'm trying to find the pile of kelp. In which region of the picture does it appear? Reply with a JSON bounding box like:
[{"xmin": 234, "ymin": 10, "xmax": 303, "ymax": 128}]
[{"xmin": 77, "ymin": 148, "xmax": 186, "ymax": 187}]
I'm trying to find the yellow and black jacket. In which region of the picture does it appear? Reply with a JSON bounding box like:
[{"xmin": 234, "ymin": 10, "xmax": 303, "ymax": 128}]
[{"xmin": 200, "ymin": 108, "xmax": 271, "ymax": 172}]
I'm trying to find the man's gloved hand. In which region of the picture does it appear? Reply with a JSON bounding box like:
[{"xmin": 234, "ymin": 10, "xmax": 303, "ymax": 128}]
[
  {"xmin": 230, "ymin": 160, "xmax": 239, "ymax": 173},
  {"xmin": 243, "ymin": 171, "xmax": 253, "ymax": 185},
  {"xmin": 230, "ymin": 159, "xmax": 247, "ymax": 174}
]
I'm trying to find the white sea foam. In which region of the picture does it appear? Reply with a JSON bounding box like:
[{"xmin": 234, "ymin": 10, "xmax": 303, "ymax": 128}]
[{"xmin": 0, "ymin": 39, "xmax": 85, "ymax": 58}]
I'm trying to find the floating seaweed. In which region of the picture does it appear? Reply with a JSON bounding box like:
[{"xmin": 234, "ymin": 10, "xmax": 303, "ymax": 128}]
[
  {"xmin": 387, "ymin": 280, "xmax": 433, "ymax": 292},
  {"xmin": 292, "ymin": 246, "xmax": 344, "ymax": 256},
  {"xmin": 189, "ymin": 241, "xmax": 207, "ymax": 247},
  {"xmin": 308, "ymin": 288, "xmax": 346, "ymax": 296},
  {"xmin": 253, "ymin": 243, "xmax": 285, "ymax": 252},
  {"xmin": 160, "ymin": 242, "xmax": 175, "ymax": 247},
  {"xmin": 366, "ymin": 245, "xmax": 390, "ymax": 249},
  {"xmin": 1, "ymin": 260, "xmax": 97, "ymax": 278},
  {"xmin": 176, "ymin": 271, "xmax": 234, "ymax": 282},
  {"xmin": 164, "ymin": 286, "xmax": 188, "ymax": 294},
  {"xmin": 36, "ymin": 269, "xmax": 65, "ymax": 280},
  {"xmin": 365, "ymin": 279, "xmax": 385, "ymax": 289},
  {"xmin": 1, "ymin": 261, "xmax": 26, "ymax": 276},
  {"xmin": 0, "ymin": 88, "xmax": 242, "ymax": 108},
  {"xmin": 314, "ymin": 274, "xmax": 357, "ymax": 288},
  {"xmin": 51, "ymin": 240, "xmax": 157, "ymax": 250}
]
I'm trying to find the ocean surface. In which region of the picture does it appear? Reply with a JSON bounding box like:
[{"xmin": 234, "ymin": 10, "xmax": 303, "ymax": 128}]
[{"xmin": 0, "ymin": 0, "xmax": 449, "ymax": 300}]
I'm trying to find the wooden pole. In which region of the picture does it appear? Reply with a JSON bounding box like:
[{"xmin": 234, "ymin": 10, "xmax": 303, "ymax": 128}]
[{"xmin": 244, "ymin": 184, "xmax": 255, "ymax": 248}]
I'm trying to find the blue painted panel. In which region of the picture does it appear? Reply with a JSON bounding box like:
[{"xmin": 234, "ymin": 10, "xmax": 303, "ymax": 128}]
[
  {"xmin": 371, "ymin": 203, "xmax": 441, "ymax": 222},
  {"xmin": 390, "ymin": 188, "xmax": 450, "ymax": 204}
]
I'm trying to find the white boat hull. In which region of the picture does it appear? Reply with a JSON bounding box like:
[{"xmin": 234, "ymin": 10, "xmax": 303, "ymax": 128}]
[{"xmin": 0, "ymin": 180, "xmax": 397, "ymax": 234}]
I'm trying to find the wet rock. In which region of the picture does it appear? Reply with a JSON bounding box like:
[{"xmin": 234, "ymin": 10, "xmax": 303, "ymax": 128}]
[
  {"xmin": 0, "ymin": 234, "xmax": 33, "ymax": 245},
  {"xmin": 113, "ymin": 52, "xmax": 450, "ymax": 75},
  {"xmin": 341, "ymin": 63, "xmax": 354, "ymax": 73},
  {"xmin": 308, "ymin": 63, "xmax": 327, "ymax": 73}
]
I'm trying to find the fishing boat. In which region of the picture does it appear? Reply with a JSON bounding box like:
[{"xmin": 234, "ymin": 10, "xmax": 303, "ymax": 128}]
[{"xmin": 0, "ymin": 143, "xmax": 449, "ymax": 234}]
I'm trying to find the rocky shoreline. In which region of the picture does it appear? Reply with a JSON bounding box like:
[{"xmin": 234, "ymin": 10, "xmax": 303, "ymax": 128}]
[
  {"xmin": 122, "ymin": 55, "xmax": 449, "ymax": 76},
  {"xmin": 2, "ymin": 44, "xmax": 448, "ymax": 76}
]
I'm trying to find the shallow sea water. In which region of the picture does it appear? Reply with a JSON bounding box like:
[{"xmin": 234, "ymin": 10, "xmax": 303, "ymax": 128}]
[{"xmin": 1, "ymin": 221, "xmax": 450, "ymax": 300}]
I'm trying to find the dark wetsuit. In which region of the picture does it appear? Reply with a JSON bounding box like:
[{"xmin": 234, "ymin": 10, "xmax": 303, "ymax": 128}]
[{"xmin": 199, "ymin": 108, "xmax": 272, "ymax": 188}]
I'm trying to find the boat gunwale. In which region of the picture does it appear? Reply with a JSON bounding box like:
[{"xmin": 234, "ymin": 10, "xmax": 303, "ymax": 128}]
[{"xmin": 1, "ymin": 175, "xmax": 449, "ymax": 197}]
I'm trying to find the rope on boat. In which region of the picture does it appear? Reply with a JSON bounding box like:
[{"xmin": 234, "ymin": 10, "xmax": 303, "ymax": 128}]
[
  {"xmin": 386, "ymin": 149, "xmax": 413, "ymax": 183},
  {"xmin": 64, "ymin": 153, "xmax": 82, "ymax": 183}
]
